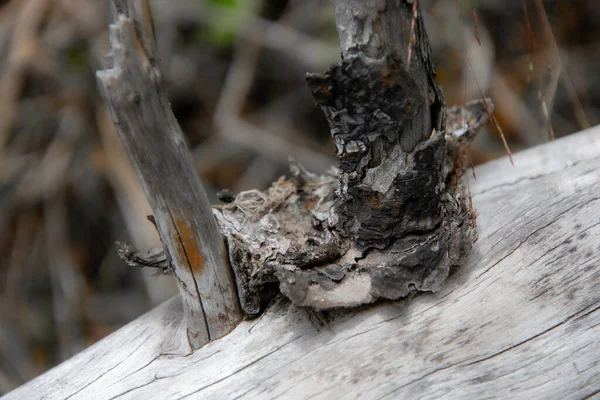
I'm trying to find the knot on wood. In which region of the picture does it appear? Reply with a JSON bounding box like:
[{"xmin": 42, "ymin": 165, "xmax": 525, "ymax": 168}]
[{"xmin": 116, "ymin": 241, "xmax": 172, "ymax": 274}]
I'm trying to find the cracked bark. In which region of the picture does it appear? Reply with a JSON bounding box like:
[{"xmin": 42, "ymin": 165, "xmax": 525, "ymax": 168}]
[{"xmin": 96, "ymin": 0, "xmax": 241, "ymax": 349}]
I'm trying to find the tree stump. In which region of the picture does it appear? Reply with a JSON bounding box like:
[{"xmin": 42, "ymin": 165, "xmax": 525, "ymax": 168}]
[{"xmin": 215, "ymin": 0, "xmax": 482, "ymax": 315}]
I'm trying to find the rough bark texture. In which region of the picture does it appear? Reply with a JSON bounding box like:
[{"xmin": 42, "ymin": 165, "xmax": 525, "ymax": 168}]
[
  {"xmin": 8, "ymin": 127, "xmax": 600, "ymax": 399},
  {"xmin": 215, "ymin": 100, "xmax": 486, "ymax": 315},
  {"xmin": 96, "ymin": 0, "xmax": 241, "ymax": 348},
  {"xmin": 214, "ymin": 0, "xmax": 478, "ymax": 315},
  {"xmin": 330, "ymin": 0, "xmax": 445, "ymax": 149}
]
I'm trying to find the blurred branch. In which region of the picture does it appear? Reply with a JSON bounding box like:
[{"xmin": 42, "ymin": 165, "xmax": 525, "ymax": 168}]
[
  {"xmin": 0, "ymin": 0, "xmax": 52, "ymax": 159},
  {"xmin": 44, "ymin": 192, "xmax": 86, "ymax": 362},
  {"xmin": 532, "ymin": 0, "xmax": 590, "ymax": 131},
  {"xmin": 490, "ymin": 68, "xmax": 544, "ymax": 147},
  {"xmin": 242, "ymin": 15, "xmax": 338, "ymax": 69},
  {"xmin": 214, "ymin": 29, "xmax": 334, "ymax": 174}
]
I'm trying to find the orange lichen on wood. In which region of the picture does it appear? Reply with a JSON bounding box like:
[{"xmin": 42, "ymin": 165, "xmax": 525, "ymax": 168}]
[
  {"xmin": 368, "ymin": 193, "xmax": 380, "ymax": 209},
  {"xmin": 174, "ymin": 218, "xmax": 205, "ymax": 273},
  {"xmin": 305, "ymin": 199, "xmax": 319, "ymax": 210},
  {"xmin": 131, "ymin": 29, "xmax": 151, "ymax": 70}
]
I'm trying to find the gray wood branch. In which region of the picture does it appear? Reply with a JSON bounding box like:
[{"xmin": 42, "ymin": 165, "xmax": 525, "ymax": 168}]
[
  {"xmin": 8, "ymin": 127, "xmax": 600, "ymax": 399},
  {"xmin": 96, "ymin": 0, "xmax": 241, "ymax": 349}
]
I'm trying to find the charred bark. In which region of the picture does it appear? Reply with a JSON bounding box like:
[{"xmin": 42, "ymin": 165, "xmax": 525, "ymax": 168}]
[{"xmin": 215, "ymin": 0, "xmax": 485, "ymax": 315}]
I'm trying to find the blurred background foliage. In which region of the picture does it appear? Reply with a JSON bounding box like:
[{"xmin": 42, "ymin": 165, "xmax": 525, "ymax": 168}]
[{"xmin": 0, "ymin": 0, "xmax": 598, "ymax": 393}]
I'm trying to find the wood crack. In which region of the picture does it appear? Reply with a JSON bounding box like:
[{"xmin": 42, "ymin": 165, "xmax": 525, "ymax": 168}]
[
  {"xmin": 378, "ymin": 304, "xmax": 600, "ymax": 397},
  {"xmin": 474, "ymin": 196, "xmax": 600, "ymax": 281},
  {"xmin": 176, "ymin": 336, "xmax": 302, "ymax": 399},
  {"xmin": 584, "ymin": 388, "xmax": 600, "ymax": 400},
  {"xmin": 65, "ymin": 333, "xmax": 149, "ymax": 398},
  {"xmin": 107, "ymin": 379, "xmax": 156, "ymax": 400},
  {"xmin": 473, "ymin": 155, "xmax": 597, "ymax": 196},
  {"xmin": 463, "ymin": 305, "xmax": 600, "ymax": 368},
  {"xmin": 168, "ymin": 209, "xmax": 211, "ymax": 341},
  {"xmin": 480, "ymin": 195, "xmax": 569, "ymax": 246},
  {"xmin": 523, "ymin": 219, "xmax": 600, "ymax": 273},
  {"xmin": 152, "ymin": 351, "xmax": 221, "ymax": 381},
  {"xmin": 378, "ymin": 362, "xmax": 463, "ymax": 399}
]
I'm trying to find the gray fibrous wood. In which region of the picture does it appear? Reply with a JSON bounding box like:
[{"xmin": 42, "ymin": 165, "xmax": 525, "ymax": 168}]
[
  {"xmin": 7, "ymin": 127, "xmax": 600, "ymax": 399},
  {"xmin": 96, "ymin": 0, "xmax": 241, "ymax": 348}
]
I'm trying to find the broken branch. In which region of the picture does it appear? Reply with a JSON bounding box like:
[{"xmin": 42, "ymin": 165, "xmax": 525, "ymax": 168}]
[{"xmin": 97, "ymin": 0, "xmax": 241, "ymax": 349}]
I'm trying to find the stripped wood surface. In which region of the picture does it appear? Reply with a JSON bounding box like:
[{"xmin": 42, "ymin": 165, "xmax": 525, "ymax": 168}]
[
  {"xmin": 6, "ymin": 127, "xmax": 600, "ymax": 399},
  {"xmin": 97, "ymin": 1, "xmax": 241, "ymax": 349}
]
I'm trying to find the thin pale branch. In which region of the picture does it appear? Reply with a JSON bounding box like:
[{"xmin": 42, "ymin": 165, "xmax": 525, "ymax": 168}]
[{"xmin": 97, "ymin": 0, "xmax": 241, "ymax": 349}]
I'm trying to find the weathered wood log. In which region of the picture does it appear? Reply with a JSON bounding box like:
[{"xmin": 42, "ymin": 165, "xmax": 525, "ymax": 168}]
[
  {"xmin": 7, "ymin": 127, "xmax": 600, "ymax": 399},
  {"xmin": 96, "ymin": 0, "xmax": 241, "ymax": 349}
]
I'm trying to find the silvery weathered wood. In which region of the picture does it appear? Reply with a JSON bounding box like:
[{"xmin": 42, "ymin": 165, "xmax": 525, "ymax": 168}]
[
  {"xmin": 97, "ymin": 0, "xmax": 241, "ymax": 349},
  {"xmin": 7, "ymin": 127, "xmax": 600, "ymax": 399}
]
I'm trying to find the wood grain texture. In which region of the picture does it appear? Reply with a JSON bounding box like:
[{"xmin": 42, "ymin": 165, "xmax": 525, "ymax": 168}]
[
  {"xmin": 7, "ymin": 127, "xmax": 600, "ymax": 399},
  {"xmin": 96, "ymin": 0, "xmax": 241, "ymax": 349}
]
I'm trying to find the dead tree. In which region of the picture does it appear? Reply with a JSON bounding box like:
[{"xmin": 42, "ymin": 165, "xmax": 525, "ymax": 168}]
[
  {"xmin": 100, "ymin": 0, "xmax": 481, "ymax": 323},
  {"xmin": 6, "ymin": 0, "xmax": 600, "ymax": 398}
]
